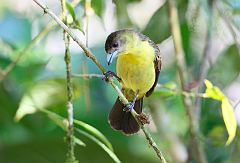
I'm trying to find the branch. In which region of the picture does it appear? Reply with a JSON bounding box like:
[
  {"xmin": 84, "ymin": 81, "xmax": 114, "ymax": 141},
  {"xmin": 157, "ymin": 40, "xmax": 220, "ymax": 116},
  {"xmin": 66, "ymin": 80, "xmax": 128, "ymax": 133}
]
[
  {"xmin": 0, "ymin": 21, "xmax": 55, "ymax": 82},
  {"xmin": 108, "ymin": 78, "xmax": 167, "ymax": 163},
  {"xmin": 32, "ymin": 0, "xmax": 167, "ymax": 162},
  {"xmin": 60, "ymin": 0, "xmax": 77, "ymax": 162},
  {"xmin": 72, "ymin": 73, "xmax": 104, "ymax": 79},
  {"xmin": 166, "ymin": 0, "xmax": 206, "ymax": 163}
]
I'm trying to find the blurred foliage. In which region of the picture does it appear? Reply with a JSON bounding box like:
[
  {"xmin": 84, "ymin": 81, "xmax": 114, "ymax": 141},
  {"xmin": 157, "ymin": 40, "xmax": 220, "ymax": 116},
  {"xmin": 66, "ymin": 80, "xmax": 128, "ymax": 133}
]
[{"xmin": 0, "ymin": 0, "xmax": 240, "ymax": 163}]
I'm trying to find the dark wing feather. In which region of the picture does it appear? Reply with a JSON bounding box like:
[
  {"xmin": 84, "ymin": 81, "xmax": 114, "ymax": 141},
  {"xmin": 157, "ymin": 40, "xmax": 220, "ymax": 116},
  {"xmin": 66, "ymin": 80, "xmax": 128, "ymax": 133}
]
[{"xmin": 146, "ymin": 41, "xmax": 161, "ymax": 97}]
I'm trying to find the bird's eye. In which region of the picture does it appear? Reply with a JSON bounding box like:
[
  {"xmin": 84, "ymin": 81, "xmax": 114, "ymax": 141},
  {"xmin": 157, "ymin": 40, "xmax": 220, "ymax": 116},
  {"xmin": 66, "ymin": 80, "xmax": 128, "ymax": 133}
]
[{"xmin": 113, "ymin": 42, "xmax": 118, "ymax": 48}]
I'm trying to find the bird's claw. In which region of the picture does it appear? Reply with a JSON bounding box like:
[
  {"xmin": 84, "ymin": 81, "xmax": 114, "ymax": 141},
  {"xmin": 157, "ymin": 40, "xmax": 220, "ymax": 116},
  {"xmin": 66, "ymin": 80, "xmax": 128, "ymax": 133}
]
[
  {"xmin": 137, "ymin": 113, "xmax": 150, "ymax": 125},
  {"xmin": 102, "ymin": 71, "xmax": 121, "ymax": 82},
  {"xmin": 123, "ymin": 101, "xmax": 135, "ymax": 112}
]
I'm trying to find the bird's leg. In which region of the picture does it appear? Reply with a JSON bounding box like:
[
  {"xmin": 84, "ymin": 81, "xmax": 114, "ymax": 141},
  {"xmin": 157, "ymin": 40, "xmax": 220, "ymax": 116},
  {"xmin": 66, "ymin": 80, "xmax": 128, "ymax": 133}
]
[
  {"xmin": 102, "ymin": 71, "xmax": 122, "ymax": 82},
  {"xmin": 123, "ymin": 91, "xmax": 139, "ymax": 112}
]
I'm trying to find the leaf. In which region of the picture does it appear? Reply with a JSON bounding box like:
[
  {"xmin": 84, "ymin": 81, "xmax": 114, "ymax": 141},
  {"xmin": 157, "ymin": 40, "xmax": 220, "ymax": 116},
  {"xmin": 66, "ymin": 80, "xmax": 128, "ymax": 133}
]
[
  {"xmin": 208, "ymin": 44, "xmax": 240, "ymax": 87},
  {"xmin": 204, "ymin": 79, "xmax": 237, "ymax": 145},
  {"xmin": 75, "ymin": 128, "xmax": 121, "ymax": 163},
  {"xmin": 91, "ymin": 0, "xmax": 104, "ymax": 18},
  {"xmin": 66, "ymin": 2, "xmax": 76, "ymax": 21},
  {"xmin": 15, "ymin": 78, "xmax": 80, "ymax": 121},
  {"xmin": 204, "ymin": 80, "xmax": 225, "ymax": 100},
  {"xmin": 143, "ymin": 0, "xmax": 188, "ymax": 43},
  {"xmin": 15, "ymin": 79, "xmax": 67, "ymax": 121},
  {"xmin": 74, "ymin": 119, "xmax": 113, "ymax": 151},
  {"xmin": 74, "ymin": 136, "xmax": 86, "ymax": 146},
  {"xmin": 221, "ymin": 99, "xmax": 237, "ymax": 145}
]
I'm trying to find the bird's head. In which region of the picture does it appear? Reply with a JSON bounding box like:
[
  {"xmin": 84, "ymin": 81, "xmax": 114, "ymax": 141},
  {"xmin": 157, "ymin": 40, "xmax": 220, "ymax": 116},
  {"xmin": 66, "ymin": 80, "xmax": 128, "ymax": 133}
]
[{"xmin": 105, "ymin": 29, "xmax": 138, "ymax": 65}]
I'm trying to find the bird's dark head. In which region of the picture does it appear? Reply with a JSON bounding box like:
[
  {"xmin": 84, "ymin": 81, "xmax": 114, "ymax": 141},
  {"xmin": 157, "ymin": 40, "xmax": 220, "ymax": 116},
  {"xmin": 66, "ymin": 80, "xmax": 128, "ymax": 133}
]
[{"xmin": 105, "ymin": 29, "xmax": 137, "ymax": 65}]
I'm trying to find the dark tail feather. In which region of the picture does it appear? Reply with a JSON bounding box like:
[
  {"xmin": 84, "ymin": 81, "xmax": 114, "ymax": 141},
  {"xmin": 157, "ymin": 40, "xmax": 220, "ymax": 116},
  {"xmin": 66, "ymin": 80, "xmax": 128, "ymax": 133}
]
[{"xmin": 108, "ymin": 97, "xmax": 143, "ymax": 135}]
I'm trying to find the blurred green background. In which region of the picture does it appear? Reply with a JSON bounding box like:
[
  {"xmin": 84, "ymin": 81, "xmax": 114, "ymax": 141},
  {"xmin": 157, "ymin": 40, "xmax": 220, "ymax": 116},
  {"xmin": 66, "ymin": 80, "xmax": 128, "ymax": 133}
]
[{"xmin": 0, "ymin": 0, "xmax": 240, "ymax": 163}]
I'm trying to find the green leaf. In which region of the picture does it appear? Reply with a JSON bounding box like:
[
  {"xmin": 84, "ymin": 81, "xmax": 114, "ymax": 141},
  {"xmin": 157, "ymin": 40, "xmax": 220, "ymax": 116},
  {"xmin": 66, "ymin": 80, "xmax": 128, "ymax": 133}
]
[
  {"xmin": 75, "ymin": 128, "xmax": 121, "ymax": 163},
  {"xmin": 74, "ymin": 119, "xmax": 113, "ymax": 151},
  {"xmin": 91, "ymin": 0, "xmax": 104, "ymax": 18},
  {"xmin": 208, "ymin": 44, "xmax": 240, "ymax": 87},
  {"xmin": 221, "ymin": 98, "xmax": 237, "ymax": 145},
  {"xmin": 74, "ymin": 136, "xmax": 86, "ymax": 147},
  {"xmin": 143, "ymin": 0, "xmax": 188, "ymax": 43},
  {"xmin": 66, "ymin": 2, "xmax": 76, "ymax": 21}
]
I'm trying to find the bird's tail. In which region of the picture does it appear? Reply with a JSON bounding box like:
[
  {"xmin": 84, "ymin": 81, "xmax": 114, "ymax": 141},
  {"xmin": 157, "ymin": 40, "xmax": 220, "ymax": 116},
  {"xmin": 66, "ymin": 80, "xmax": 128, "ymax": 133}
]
[{"xmin": 108, "ymin": 97, "xmax": 143, "ymax": 135}]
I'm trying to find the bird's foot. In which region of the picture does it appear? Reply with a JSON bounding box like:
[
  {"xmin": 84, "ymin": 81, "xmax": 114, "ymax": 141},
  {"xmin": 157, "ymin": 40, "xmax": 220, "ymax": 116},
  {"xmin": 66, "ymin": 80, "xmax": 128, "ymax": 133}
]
[
  {"xmin": 137, "ymin": 113, "xmax": 150, "ymax": 125},
  {"xmin": 123, "ymin": 101, "xmax": 135, "ymax": 112},
  {"xmin": 102, "ymin": 71, "xmax": 121, "ymax": 82}
]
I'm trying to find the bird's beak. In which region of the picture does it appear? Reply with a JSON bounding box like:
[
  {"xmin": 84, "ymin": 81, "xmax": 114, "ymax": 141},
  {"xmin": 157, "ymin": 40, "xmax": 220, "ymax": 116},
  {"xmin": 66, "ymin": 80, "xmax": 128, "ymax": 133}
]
[{"xmin": 107, "ymin": 51, "xmax": 118, "ymax": 65}]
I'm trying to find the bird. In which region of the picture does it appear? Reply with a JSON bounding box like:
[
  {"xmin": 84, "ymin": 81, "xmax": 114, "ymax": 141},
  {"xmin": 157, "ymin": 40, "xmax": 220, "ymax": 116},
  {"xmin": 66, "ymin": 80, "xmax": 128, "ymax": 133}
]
[{"xmin": 104, "ymin": 29, "xmax": 161, "ymax": 135}]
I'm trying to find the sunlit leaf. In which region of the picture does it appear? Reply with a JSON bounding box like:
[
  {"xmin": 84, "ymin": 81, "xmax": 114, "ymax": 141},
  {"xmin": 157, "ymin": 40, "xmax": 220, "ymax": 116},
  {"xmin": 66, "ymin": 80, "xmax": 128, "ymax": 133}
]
[
  {"xmin": 15, "ymin": 78, "xmax": 80, "ymax": 121},
  {"xmin": 74, "ymin": 119, "xmax": 113, "ymax": 151},
  {"xmin": 204, "ymin": 79, "xmax": 225, "ymax": 100},
  {"xmin": 75, "ymin": 128, "xmax": 121, "ymax": 163},
  {"xmin": 221, "ymin": 98, "xmax": 237, "ymax": 145},
  {"xmin": 15, "ymin": 79, "xmax": 66, "ymax": 121},
  {"xmin": 204, "ymin": 79, "xmax": 237, "ymax": 145}
]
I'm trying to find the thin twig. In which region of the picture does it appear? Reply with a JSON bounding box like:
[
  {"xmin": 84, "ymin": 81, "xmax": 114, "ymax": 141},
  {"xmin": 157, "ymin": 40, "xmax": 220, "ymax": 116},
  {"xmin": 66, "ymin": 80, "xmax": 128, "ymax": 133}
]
[
  {"xmin": 156, "ymin": 84, "xmax": 207, "ymax": 98},
  {"xmin": 72, "ymin": 73, "xmax": 104, "ymax": 78},
  {"xmin": 60, "ymin": 0, "xmax": 77, "ymax": 162},
  {"xmin": 0, "ymin": 21, "xmax": 55, "ymax": 82},
  {"xmin": 32, "ymin": 0, "xmax": 167, "ymax": 161},
  {"xmin": 166, "ymin": 0, "xmax": 206, "ymax": 163}
]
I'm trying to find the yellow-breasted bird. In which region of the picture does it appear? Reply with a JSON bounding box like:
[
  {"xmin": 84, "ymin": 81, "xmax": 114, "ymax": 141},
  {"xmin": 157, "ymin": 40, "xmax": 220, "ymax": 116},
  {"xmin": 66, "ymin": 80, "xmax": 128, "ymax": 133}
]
[{"xmin": 105, "ymin": 29, "xmax": 161, "ymax": 135}]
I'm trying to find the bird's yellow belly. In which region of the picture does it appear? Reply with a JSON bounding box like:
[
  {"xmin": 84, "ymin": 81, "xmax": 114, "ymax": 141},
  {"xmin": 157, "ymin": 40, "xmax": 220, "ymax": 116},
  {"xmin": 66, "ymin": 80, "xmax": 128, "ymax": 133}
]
[{"xmin": 116, "ymin": 55, "xmax": 155, "ymax": 98}]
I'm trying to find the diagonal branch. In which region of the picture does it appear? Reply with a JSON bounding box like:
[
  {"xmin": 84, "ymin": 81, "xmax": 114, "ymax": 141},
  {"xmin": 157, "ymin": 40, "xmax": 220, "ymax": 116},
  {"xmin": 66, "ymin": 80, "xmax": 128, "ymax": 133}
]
[{"xmin": 32, "ymin": 0, "xmax": 167, "ymax": 162}]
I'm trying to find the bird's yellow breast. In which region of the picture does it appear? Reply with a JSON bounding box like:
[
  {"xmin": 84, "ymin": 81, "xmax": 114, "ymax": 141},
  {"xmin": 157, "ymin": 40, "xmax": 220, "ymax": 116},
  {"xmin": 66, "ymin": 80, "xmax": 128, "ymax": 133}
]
[{"xmin": 116, "ymin": 41, "xmax": 156, "ymax": 99}]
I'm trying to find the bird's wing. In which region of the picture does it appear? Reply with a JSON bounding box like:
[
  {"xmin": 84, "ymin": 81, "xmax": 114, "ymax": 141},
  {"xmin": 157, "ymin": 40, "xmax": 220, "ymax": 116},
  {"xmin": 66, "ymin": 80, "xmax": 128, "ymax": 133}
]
[{"xmin": 146, "ymin": 44, "xmax": 161, "ymax": 97}]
